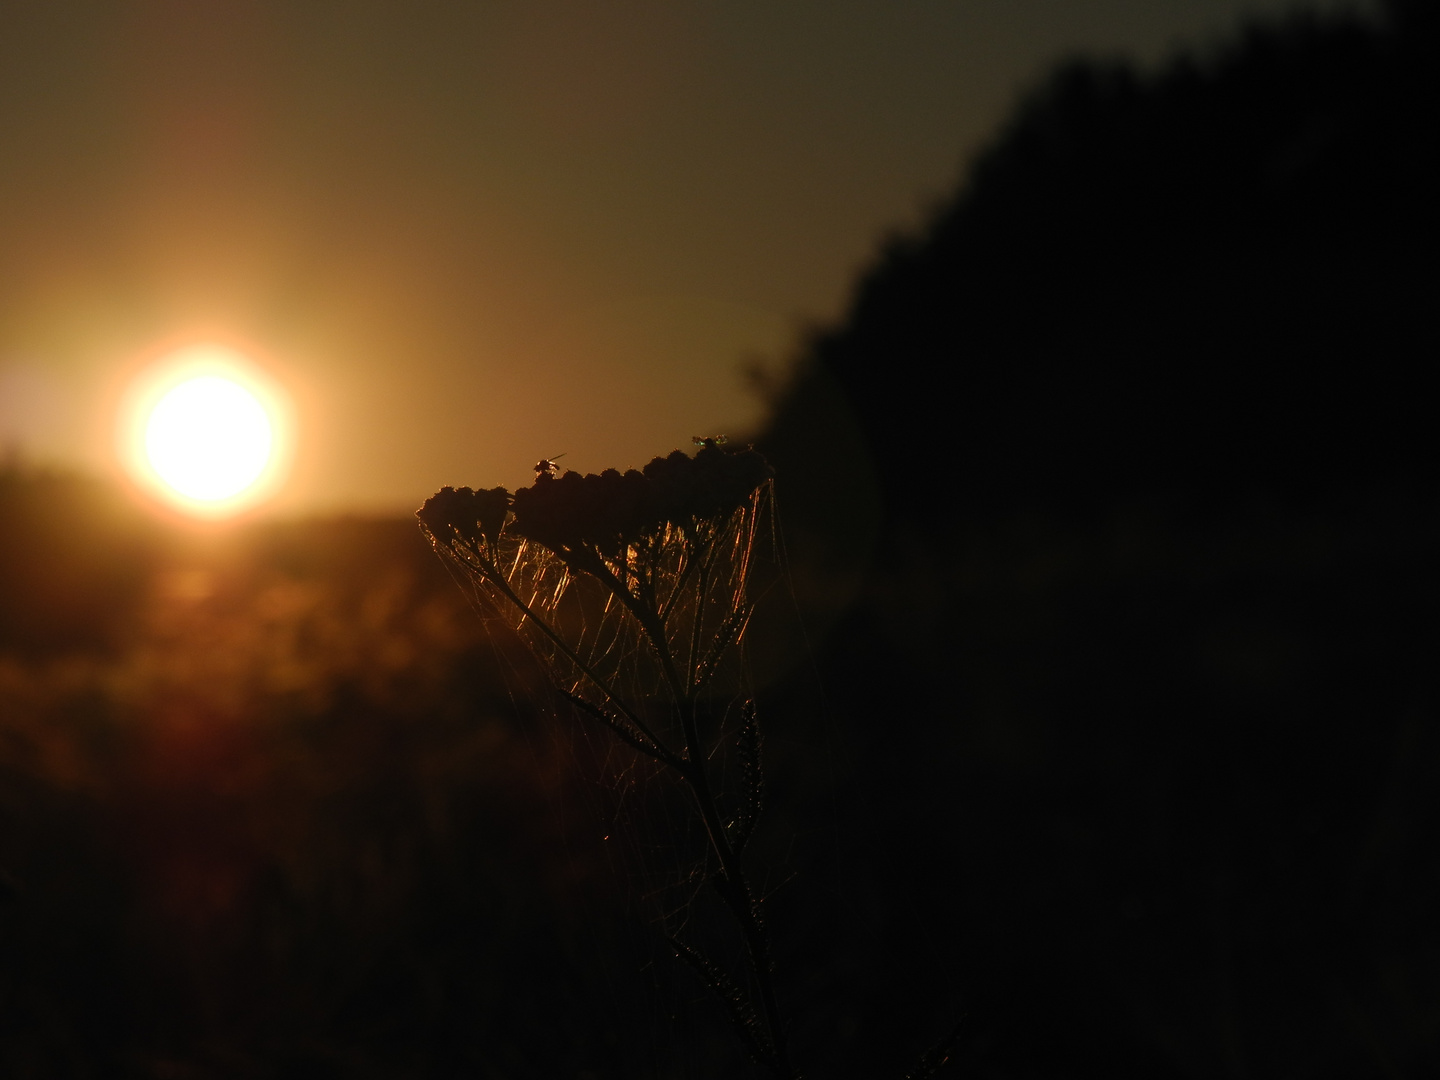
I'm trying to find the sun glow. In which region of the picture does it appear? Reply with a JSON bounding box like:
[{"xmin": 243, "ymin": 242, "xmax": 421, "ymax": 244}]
[
  {"xmin": 119, "ymin": 345, "xmax": 292, "ymax": 518},
  {"xmin": 146, "ymin": 376, "xmax": 272, "ymax": 501}
]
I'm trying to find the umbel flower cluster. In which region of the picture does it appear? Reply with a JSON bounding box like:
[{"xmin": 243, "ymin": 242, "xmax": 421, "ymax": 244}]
[
  {"xmin": 417, "ymin": 444, "xmax": 775, "ymax": 760},
  {"xmin": 418, "ymin": 443, "xmax": 793, "ymax": 1076},
  {"xmin": 419, "ymin": 445, "xmax": 773, "ymax": 564}
]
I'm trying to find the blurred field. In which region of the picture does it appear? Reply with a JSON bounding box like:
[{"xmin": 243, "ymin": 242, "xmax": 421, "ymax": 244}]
[
  {"xmin": 1, "ymin": 466, "xmax": 750, "ymax": 1078},
  {"xmin": 4, "ymin": 467, "xmax": 1438, "ymax": 1078}
]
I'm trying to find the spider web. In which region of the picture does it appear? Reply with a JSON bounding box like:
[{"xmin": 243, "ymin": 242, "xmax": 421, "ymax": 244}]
[{"xmin": 428, "ymin": 478, "xmax": 785, "ymax": 1075}]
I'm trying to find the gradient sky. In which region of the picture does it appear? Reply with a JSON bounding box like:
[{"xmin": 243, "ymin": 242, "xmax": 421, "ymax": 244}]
[{"xmin": 0, "ymin": 0, "xmax": 1365, "ymax": 514}]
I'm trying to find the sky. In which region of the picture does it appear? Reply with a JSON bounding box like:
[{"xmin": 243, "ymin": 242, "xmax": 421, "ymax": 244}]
[{"xmin": 0, "ymin": 0, "xmax": 1368, "ymax": 516}]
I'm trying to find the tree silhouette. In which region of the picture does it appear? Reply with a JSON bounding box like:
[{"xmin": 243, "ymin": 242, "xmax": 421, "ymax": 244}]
[
  {"xmin": 755, "ymin": 4, "xmax": 1440, "ymax": 1077},
  {"xmin": 766, "ymin": 0, "xmax": 1438, "ymax": 526}
]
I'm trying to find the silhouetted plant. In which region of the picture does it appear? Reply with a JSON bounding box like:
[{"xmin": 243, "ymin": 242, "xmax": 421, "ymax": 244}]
[
  {"xmin": 420, "ymin": 445, "xmax": 794, "ymax": 1075},
  {"xmin": 419, "ymin": 445, "xmax": 959, "ymax": 1078}
]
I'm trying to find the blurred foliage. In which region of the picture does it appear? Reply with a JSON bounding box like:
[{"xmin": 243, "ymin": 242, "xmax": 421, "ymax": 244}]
[
  {"xmin": 765, "ymin": 0, "xmax": 1438, "ymax": 537},
  {"xmin": 0, "ymin": 469, "xmax": 156, "ymax": 656},
  {"xmin": 752, "ymin": 2, "xmax": 1440, "ymax": 1077},
  {"xmin": 1, "ymin": 465, "xmax": 748, "ymax": 1078}
]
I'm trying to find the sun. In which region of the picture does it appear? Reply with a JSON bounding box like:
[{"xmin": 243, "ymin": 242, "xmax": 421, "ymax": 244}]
[
  {"xmin": 145, "ymin": 376, "xmax": 273, "ymax": 501},
  {"xmin": 119, "ymin": 344, "xmax": 292, "ymax": 517}
]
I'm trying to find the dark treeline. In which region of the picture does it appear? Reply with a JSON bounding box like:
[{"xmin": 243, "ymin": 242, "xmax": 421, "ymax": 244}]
[
  {"xmin": 768, "ymin": 0, "xmax": 1437, "ymax": 525},
  {"xmin": 755, "ymin": 0, "xmax": 1439, "ymax": 1076},
  {"xmin": 2, "ymin": 3, "xmax": 1438, "ymax": 1078}
]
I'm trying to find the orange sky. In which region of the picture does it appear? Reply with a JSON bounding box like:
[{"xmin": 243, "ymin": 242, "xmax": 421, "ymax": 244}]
[{"xmin": 0, "ymin": 0, "xmax": 1367, "ymax": 515}]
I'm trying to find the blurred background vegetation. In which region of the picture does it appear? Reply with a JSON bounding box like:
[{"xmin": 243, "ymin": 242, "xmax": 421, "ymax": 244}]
[{"xmin": 4, "ymin": 3, "xmax": 1438, "ymax": 1077}]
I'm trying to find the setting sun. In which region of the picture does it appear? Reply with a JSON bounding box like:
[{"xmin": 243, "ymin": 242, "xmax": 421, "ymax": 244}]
[
  {"xmin": 118, "ymin": 345, "xmax": 292, "ymax": 518},
  {"xmin": 145, "ymin": 376, "xmax": 272, "ymax": 501}
]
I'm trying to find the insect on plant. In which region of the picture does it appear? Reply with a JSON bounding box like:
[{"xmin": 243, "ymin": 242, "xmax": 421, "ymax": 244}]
[
  {"xmin": 533, "ymin": 452, "xmax": 567, "ymax": 478},
  {"xmin": 418, "ymin": 443, "xmax": 961, "ymax": 1078}
]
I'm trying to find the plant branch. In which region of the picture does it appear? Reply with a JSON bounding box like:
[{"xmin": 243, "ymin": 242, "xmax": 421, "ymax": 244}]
[
  {"xmin": 555, "ymin": 688, "xmax": 675, "ymax": 768},
  {"xmin": 452, "ymin": 537, "xmax": 680, "ymax": 767}
]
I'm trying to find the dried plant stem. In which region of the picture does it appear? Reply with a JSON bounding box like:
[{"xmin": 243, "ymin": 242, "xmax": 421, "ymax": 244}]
[
  {"xmin": 419, "ymin": 456, "xmax": 804, "ymax": 1076},
  {"xmin": 457, "ymin": 537, "xmax": 684, "ymax": 770},
  {"xmin": 517, "ymin": 528, "xmax": 793, "ymax": 1075},
  {"xmin": 681, "ymin": 732, "xmax": 793, "ymax": 1078},
  {"xmin": 494, "ymin": 526, "xmax": 792, "ymax": 1074}
]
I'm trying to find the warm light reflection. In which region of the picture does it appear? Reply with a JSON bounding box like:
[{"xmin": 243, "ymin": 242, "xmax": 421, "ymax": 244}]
[{"xmin": 119, "ymin": 345, "xmax": 292, "ymax": 518}]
